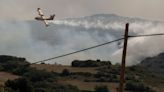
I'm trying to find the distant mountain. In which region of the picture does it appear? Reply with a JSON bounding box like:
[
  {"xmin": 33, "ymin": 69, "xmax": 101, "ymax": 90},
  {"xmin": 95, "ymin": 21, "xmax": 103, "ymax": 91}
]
[{"xmin": 139, "ymin": 52, "xmax": 164, "ymax": 75}]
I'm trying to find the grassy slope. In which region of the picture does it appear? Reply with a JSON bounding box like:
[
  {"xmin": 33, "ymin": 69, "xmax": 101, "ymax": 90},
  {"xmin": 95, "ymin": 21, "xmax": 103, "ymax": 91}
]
[
  {"xmin": 0, "ymin": 72, "xmax": 19, "ymax": 85},
  {"xmin": 58, "ymin": 79, "xmax": 118, "ymax": 92},
  {"xmin": 32, "ymin": 64, "xmax": 164, "ymax": 92},
  {"xmin": 0, "ymin": 72, "xmax": 19, "ymax": 92},
  {"xmin": 31, "ymin": 64, "xmax": 119, "ymax": 92},
  {"xmin": 31, "ymin": 64, "xmax": 98, "ymax": 74},
  {"xmin": 126, "ymin": 66, "xmax": 164, "ymax": 92}
]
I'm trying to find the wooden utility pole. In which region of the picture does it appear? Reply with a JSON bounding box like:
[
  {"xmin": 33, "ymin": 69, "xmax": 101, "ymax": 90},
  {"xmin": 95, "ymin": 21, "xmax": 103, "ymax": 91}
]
[{"xmin": 119, "ymin": 23, "xmax": 129, "ymax": 92}]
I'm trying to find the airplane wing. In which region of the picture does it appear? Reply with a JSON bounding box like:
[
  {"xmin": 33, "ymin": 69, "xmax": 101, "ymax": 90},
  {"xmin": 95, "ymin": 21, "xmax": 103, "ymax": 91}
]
[
  {"xmin": 37, "ymin": 8, "xmax": 44, "ymax": 16},
  {"xmin": 37, "ymin": 8, "xmax": 49, "ymax": 26},
  {"xmin": 43, "ymin": 20, "xmax": 49, "ymax": 27}
]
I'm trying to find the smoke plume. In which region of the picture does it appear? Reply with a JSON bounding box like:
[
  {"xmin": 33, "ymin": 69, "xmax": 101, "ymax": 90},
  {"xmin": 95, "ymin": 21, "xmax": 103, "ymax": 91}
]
[{"xmin": 0, "ymin": 14, "xmax": 164, "ymax": 65}]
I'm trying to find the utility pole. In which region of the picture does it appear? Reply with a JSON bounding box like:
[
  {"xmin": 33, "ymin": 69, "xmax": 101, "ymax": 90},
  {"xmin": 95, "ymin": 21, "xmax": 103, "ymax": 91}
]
[{"xmin": 119, "ymin": 23, "xmax": 129, "ymax": 92}]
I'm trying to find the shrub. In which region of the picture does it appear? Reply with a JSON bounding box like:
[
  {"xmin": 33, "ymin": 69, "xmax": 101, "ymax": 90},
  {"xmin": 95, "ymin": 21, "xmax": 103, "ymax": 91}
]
[
  {"xmin": 125, "ymin": 80, "xmax": 155, "ymax": 92},
  {"xmin": 95, "ymin": 86, "xmax": 109, "ymax": 92},
  {"xmin": 23, "ymin": 68, "xmax": 55, "ymax": 82},
  {"xmin": 71, "ymin": 60, "xmax": 111, "ymax": 67},
  {"xmin": 61, "ymin": 69, "xmax": 70, "ymax": 76},
  {"xmin": 5, "ymin": 78, "xmax": 33, "ymax": 92}
]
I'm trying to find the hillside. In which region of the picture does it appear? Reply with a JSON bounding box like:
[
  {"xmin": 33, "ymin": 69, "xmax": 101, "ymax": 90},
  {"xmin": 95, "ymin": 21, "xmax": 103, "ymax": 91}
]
[
  {"xmin": 0, "ymin": 55, "xmax": 80, "ymax": 92},
  {"xmin": 0, "ymin": 72, "xmax": 19, "ymax": 92},
  {"xmin": 0, "ymin": 72, "xmax": 19, "ymax": 85},
  {"xmin": 135, "ymin": 52, "xmax": 164, "ymax": 91},
  {"xmin": 32, "ymin": 59, "xmax": 163, "ymax": 92},
  {"xmin": 31, "ymin": 60, "xmax": 118, "ymax": 92},
  {"xmin": 125, "ymin": 53, "xmax": 164, "ymax": 91},
  {"xmin": 1, "ymin": 55, "xmax": 164, "ymax": 92},
  {"xmin": 139, "ymin": 52, "xmax": 164, "ymax": 75},
  {"xmin": 31, "ymin": 64, "xmax": 98, "ymax": 74}
]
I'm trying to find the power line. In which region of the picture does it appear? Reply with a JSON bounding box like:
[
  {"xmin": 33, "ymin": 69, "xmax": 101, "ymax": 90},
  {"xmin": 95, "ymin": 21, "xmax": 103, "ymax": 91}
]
[
  {"xmin": 32, "ymin": 38, "xmax": 124, "ymax": 64},
  {"xmin": 32, "ymin": 33, "xmax": 164, "ymax": 64},
  {"xmin": 129, "ymin": 33, "xmax": 164, "ymax": 38}
]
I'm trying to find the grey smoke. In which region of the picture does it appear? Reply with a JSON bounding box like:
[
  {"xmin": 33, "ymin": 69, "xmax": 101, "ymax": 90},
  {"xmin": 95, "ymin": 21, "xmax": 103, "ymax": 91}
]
[
  {"xmin": 111, "ymin": 23, "xmax": 164, "ymax": 65},
  {"xmin": 0, "ymin": 14, "xmax": 164, "ymax": 65}
]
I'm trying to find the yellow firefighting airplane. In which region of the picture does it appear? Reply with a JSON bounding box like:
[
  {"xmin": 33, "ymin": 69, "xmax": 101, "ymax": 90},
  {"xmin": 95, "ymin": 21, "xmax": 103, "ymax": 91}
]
[{"xmin": 35, "ymin": 8, "xmax": 55, "ymax": 27}]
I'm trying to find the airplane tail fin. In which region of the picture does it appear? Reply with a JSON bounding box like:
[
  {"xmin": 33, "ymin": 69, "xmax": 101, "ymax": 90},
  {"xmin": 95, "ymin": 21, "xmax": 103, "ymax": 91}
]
[{"xmin": 50, "ymin": 14, "xmax": 55, "ymax": 20}]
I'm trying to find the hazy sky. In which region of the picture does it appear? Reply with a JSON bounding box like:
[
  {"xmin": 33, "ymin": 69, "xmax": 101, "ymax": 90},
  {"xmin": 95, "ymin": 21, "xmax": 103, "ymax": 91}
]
[
  {"xmin": 0, "ymin": 0, "xmax": 164, "ymax": 21},
  {"xmin": 1, "ymin": 0, "xmax": 164, "ymax": 65}
]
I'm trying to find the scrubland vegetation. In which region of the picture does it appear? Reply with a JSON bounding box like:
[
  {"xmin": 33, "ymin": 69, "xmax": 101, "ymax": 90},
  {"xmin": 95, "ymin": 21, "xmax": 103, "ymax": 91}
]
[{"xmin": 0, "ymin": 55, "xmax": 163, "ymax": 92}]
